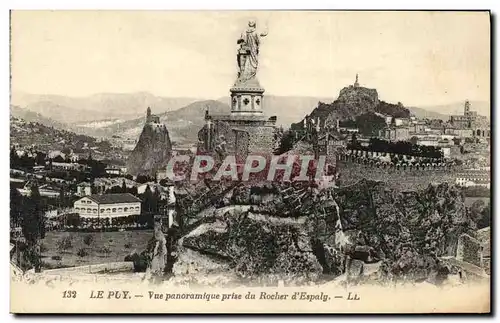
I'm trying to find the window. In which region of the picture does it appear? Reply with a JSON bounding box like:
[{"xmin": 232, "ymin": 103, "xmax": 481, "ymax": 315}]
[
  {"xmin": 75, "ymin": 207, "xmax": 80, "ymax": 211},
  {"xmin": 118, "ymin": 208, "xmax": 123, "ymax": 212},
  {"xmin": 135, "ymin": 206, "xmax": 139, "ymax": 211},
  {"xmin": 124, "ymin": 207, "xmax": 128, "ymax": 212},
  {"xmin": 112, "ymin": 208, "xmax": 116, "ymax": 213},
  {"xmin": 93, "ymin": 209, "xmax": 97, "ymax": 213},
  {"xmin": 100, "ymin": 209, "xmax": 104, "ymax": 213},
  {"xmin": 106, "ymin": 208, "xmax": 111, "ymax": 213},
  {"xmin": 87, "ymin": 208, "xmax": 91, "ymax": 213}
]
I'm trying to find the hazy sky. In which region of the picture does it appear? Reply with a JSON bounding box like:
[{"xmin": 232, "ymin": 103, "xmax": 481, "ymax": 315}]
[{"xmin": 11, "ymin": 11, "xmax": 490, "ymax": 106}]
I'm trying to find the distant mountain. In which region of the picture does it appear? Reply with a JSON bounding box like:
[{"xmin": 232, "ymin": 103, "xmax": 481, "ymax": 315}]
[
  {"xmin": 71, "ymin": 100, "xmax": 230, "ymax": 144},
  {"xmin": 10, "ymin": 105, "xmax": 67, "ymax": 129},
  {"xmin": 416, "ymin": 101, "xmax": 490, "ymax": 119},
  {"xmin": 407, "ymin": 106, "xmax": 449, "ymax": 121},
  {"xmin": 13, "ymin": 90, "xmax": 489, "ymax": 147},
  {"xmin": 11, "ymin": 91, "xmax": 201, "ymax": 124},
  {"xmin": 10, "ymin": 116, "xmax": 114, "ymax": 156},
  {"xmin": 73, "ymin": 96, "xmax": 332, "ymax": 143},
  {"xmin": 217, "ymin": 95, "xmax": 334, "ymax": 127}
]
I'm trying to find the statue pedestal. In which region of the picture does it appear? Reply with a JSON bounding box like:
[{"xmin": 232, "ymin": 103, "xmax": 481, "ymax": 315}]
[{"xmin": 230, "ymin": 77, "xmax": 265, "ymax": 116}]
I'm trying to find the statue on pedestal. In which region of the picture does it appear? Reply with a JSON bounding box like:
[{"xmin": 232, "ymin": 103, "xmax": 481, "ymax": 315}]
[{"xmin": 237, "ymin": 20, "xmax": 268, "ymax": 82}]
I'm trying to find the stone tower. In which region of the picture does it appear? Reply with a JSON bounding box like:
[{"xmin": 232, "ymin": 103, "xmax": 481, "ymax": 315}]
[
  {"xmin": 464, "ymin": 100, "xmax": 471, "ymax": 116},
  {"xmin": 230, "ymin": 78, "xmax": 265, "ymax": 116}
]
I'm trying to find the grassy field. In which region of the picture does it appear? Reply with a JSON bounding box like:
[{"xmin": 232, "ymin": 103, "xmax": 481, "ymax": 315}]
[{"xmin": 40, "ymin": 230, "xmax": 153, "ymax": 269}]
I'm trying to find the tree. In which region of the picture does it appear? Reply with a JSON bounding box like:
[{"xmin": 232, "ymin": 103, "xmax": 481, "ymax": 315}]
[
  {"xmin": 275, "ymin": 131, "xmax": 295, "ymax": 155},
  {"xmin": 142, "ymin": 185, "xmax": 154, "ymax": 214},
  {"xmin": 21, "ymin": 184, "xmax": 46, "ymax": 273},
  {"xmin": 477, "ymin": 202, "xmax": 491, "ymax": 229},
  {"xmin": 10, "ymin": 147, "xmax": 18, "ymax": 168},
  {"xmin": 121, "ymin": 180, "xmax": 127, "ymax": 193},
  {"xmin": 90, "ymin": 182, "xmax": 97, "ymax": 194},
  {"xmin": 136, "ymin": 175, "xmax": 150, "ymax": 184},
  {"xmin": 129, "ymin": 186, "xmax": 138, "ymax": 196},
  {"xmin": 355, "ymin": 112, "xmax": 386, "ymax": 137},
  {"xmin": 469, "ymin": 200, "xmax": 486, "ymax": 225},
  {"xmin": 61, "ymin": 147, "xmax": 72, "ymax": 155},
  {"xmin": 59, "ymin": 187, "xmax": 65, "ymax": 206},
  {"xmin": 106, "ymin": 186, "xmax": 123, "ymax": 194},
  {"xmin": 10, "ymin": 187, "xmax": 23, "ymax": 227},
  {"xmin": 351, "ymin": 133, "xmax": 358, "ymax": 145},
  {"xmin": 153, "ymin": 188, "xmax": 162, "ymax": 212},
  {"xmin": 53, "ymin": 155, "xmax": 65, "ymax": 163}
]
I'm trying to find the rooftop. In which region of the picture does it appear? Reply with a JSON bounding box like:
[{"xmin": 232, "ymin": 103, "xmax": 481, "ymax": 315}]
[{"xmin": 85, "ymin": 193, "xmax": 141, "ymax": 204}]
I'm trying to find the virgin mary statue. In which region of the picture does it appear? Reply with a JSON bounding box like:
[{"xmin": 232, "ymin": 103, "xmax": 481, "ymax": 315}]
[{"xmin": 237, "ymin": 20, "xmax": 268, "ymax": 82}]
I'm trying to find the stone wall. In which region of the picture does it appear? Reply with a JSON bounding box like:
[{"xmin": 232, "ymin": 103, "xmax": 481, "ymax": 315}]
[
  {"xmin": 337, "ymin": 161, "xmax": 456, "ymax": 191},
  {"xmin": 246, "ymin": 125, "xmax": 276, "ymax": 153},
  {"xmin": 456, "ymin": 234, "xmax": 483, "ymax": 268},
  {"xmin": 209, "ymin": 118, "xmax": 276, "ymax": 157}
]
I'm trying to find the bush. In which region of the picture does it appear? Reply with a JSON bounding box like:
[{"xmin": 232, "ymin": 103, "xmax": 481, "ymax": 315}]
[
  {"xmin": 39, "ymin": 243, "xmax": 48, "ymax": 253},
  {"xmin": 57, "ymin": 236, "xmax": 73, "ymax": 251},
  {"xmin": 77, "ymin": 248, "xmax": 88, "ymax": 257},
  {"xmin": 51, "ymin": 255, "xmax": 62, "ymax": 261},
  {"xmin": 83, "ymin": 234, "xmax": 94, "ymax": 246},
  {"xmin": 124, "ymin": 252, "xmax": 150, "ymax": 272},
  {"xmin": 98, "ymin": 246, "xmax": 111, "ymax": 254}
]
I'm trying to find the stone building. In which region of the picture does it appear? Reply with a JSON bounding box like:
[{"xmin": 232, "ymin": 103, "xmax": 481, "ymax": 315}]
[
  {"xmin": 73, "ymin": 193, "xmax": 141, "ymax": 218},
  {"xmin": 450, "ymin": 100, "xmax": 478, "ymax": 128},
  {"xmin": 455, "ymin": 170, "xmax": 490, "ymax": 188},
  {"xmin": 146, "ymin": 106, "xmax": 160, "ymax": 124},
  {"xmin": 444, "ymin": 127, "xmax": 474, "ymax": 138},
  {"xmin": 449, "ymin": 100, "xmax": 490, "ymax": 140},
  {"xmin": 379, "ymin": 126, "xmax": 410, "ymax": 142}
]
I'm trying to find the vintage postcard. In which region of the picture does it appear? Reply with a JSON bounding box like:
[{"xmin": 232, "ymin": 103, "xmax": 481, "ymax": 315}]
[{"xmin": 9, "ymin": 10, "xmax": 491, "ymax": 314}]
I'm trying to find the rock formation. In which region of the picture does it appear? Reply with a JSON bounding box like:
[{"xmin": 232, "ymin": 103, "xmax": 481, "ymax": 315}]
[
  {"xmin": 162, "ymin": 179, "xmax": 479, "ymax": 286},
  {"xmin": 291, "ymin": 75, "xmax": 411, "ymax": 131},
  {"xmin": 126, "ymin": 108, "xmax": 172, "ymax": 177}
]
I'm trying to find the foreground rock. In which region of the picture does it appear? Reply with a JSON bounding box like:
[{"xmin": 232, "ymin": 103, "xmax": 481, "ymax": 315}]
[
  {"xmin": 174, "ymin": 212, "xmax": 323, "ymax": 285},
  {"xmin": 161, "ymin": 179, "xmax": 484, "ymax": 286}
]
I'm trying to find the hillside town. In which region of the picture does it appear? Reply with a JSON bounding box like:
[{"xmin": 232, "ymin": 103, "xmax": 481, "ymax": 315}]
[{"xmin": 10, "ymin": 17, "xmax": 490, "ymax": 292}]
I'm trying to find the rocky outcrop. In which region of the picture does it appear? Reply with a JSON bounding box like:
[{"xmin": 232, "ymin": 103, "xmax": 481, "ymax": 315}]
[
  {"xmin": 291, "ymin": 83, "xmax": 410, "ymax": 130},
  {"xmin": 126, "ymin": 121, "xmax": 172, "ymax": 177},
  {"xmin": 168, "ymin": 179, "xmax": 476, "ymax": 286},
  {"xmin": 174, "ymin": 212, "xmax": 323, "ymax": 285}
]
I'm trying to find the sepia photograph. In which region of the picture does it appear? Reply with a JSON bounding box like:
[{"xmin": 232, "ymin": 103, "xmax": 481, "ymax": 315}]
[{"xmin": 8, "ymin": 10, "xmax": 491, "ymax": 314}]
